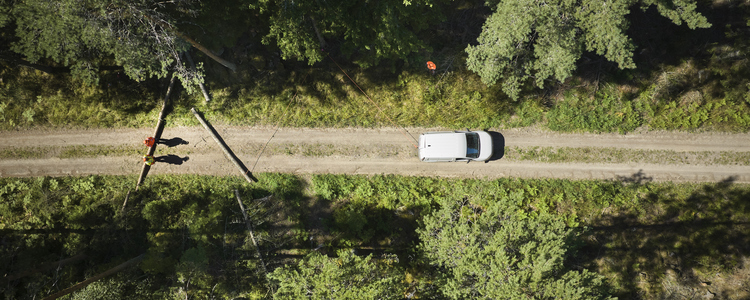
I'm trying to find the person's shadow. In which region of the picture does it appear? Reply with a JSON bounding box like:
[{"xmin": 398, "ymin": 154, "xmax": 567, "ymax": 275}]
[
  {"xmin": 158, "ymin": 137, "xmax": 189, "ymax": 148},
  {"xmin": 155, "ymin": 155, "xmax": 189, "ymax": 165},
  {"xmin": 485, "ymin": 131, "xmax": 505, "ymax": 162}
]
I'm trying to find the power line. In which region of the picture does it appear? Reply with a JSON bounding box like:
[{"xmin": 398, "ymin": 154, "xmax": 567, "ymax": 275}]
[
  {"xmin": 250, "ymin": 75, "xmax": 308, "ymax": 173},
  {"xmin": 324, "ymin": 52, "xmax": 419, "ymax": 149}
]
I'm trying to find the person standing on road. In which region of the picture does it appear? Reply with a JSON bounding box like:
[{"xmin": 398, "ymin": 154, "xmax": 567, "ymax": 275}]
[
  {"xmin": 144, "ymin": 136, "xmax": 189, "ymax": 147},
  {"xmin": 144, "ymin": 137, "xmax": 155, "ymax": 147},
  {"xmin": 426, "ymin": 61, "xmax": 436, "ymax": 75},
  {"xmin": 143, "ymin": 155, "xmax": 155, "ymax": 166}
]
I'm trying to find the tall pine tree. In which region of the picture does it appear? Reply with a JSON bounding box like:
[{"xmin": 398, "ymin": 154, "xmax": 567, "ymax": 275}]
[
  {"xmin": 267, "ymin": 250, "xmax": 405, "ymax": 299},
  {"xmin": 251, "ymin": 0, "xmax": 449, "ymax": 69},
  {"xmin": 2, "ymin": 0, "xmax": 207, "ymax": 93},
  {"xmin": 418, "ymin": 196, "xmax": 613, "ymax": 299}
]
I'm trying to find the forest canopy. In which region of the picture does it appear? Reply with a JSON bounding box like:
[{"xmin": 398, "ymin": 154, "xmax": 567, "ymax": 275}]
[
  {"xmin": 465, "ymin": 0, "xmax": 711, "ymax": 99},
  {"xmin": 3, "ymin": 174, "xmax": 749, "ymax": 298},
  {"xmin": 0, "ymin": 0, "xmax": 710, "ymax": 98}
]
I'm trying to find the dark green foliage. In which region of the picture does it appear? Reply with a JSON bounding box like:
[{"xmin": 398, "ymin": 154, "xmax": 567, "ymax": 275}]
[
  {"xmin": 311, "ymin": 174, "xmax": 646, "ymax": 228},
  {"xmin": 1, "ymin": 0, "xmax": 749, "ymax": 135},
  {"xmin": 3, "ymin": 0, "xmax": 204, "ymax": 92},
  {"xmin": 419, "ymin": 197, "xmax": 612, "ymax": 299},
  {"xmin": 548, "ymin": 92, "xmax": 644, "ymax": 133},
  {"xmin": 0, "ymin": 176, "xmax": 124, "ymax": 231},
  {"xmin": 69, "ymin": 272, "xmax": 168, "ymax": 300},
  {"xmin": 253, "ymin": 0, "xmax": 449, "ymax": 69},
  {"xmin": 2, "ymin": 174, "xmax": 749, "ymax": 298},
  {"xmin": 312, "ymin": 174, "xmax": 750, "ymax": 298},
  {"xmin": 0, "ymin": 174, "xmax": 305, "ymax": 299},
  {"xmin": 312, "ymin": 174, "xmax": 442, "ymax": 209},
  {"xmin": 267, "ymin": 250, "xmax": 405, "ymax": 299},
  {"xmin": 0, "ymin": 4, "xmax": 9, "ymax": 27},
  {"xmin": 69, "ymin": 277, "xmax": 127, "ymax": 300},
  {"xmin": 311, "ymin": 174, "xmax": 442, "ymax": 246}
]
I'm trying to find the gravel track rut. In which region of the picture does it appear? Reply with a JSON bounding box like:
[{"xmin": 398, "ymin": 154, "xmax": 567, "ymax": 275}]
[{"xmin": 1, "ymin": 126, "xmax": 749, "ymax": 183}]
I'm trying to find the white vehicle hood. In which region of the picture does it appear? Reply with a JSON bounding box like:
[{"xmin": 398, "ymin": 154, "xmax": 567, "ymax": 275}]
[{"xmin": 476, "ymin": 131, "xmax": 494, "ymax": 161}]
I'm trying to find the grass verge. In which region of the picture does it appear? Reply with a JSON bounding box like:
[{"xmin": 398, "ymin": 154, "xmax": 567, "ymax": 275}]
[
  {"xmin": 3, "ymin": 51, "xmax": 750, "ymax": 134},
  {"xmin": 5, "ymin": 143, "xmax": 750, "ymax": 167},
  {"xmin": 504, "ymin": 146, "xmax": 750, "ymax": 165},
  {"xmin": 0, "ymin": 145, "xmax": 144, "ymax": 159}
]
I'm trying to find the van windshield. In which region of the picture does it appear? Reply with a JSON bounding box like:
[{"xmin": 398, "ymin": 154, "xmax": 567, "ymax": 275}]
[{"xmin": 466, "ymin": 133, "xmax": 480, "ymax": 158}]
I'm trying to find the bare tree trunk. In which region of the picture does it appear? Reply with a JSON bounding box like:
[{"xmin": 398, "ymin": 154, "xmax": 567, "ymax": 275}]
[
  {"xmin": 174, "ymin": 31, "xmax": 237, "ymax": 72},
  {"xmin": 4, "ymin": 253, "xmax": 87, "ymax": 282},
  {"xmin": 0, "ymin": 54, "xmax": 65, "ymax": 74},
  {"xmin": 184, "ymin": 52, "xmax": 211, "ymax": 103},
  {"xmin": 142, "ymin": 14, "xmax": 237, "ymax": 72},
  {"xmin": 191, "ymin": 108, "xmax": 257, "ymax": 183},
  {"xmin": 120, "ymin": 189, "xmax": 131, "ymax": 213},
  {"xmin": 136, "ymin": 75, "xmax": 177, "ymax": 190},
  {"xmin": 234, "ymin": 190, "xmax": 269, "ymax": 276},
  {"xmin": 41, "ymin": 254, "xmax": 145, "ymax": 300},
  {"xmin": 309, "ymin": 16, "xmax": 327, "ymax": 50}
]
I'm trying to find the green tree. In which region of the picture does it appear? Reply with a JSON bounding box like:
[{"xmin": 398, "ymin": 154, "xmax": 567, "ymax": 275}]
[
  {"xmin": 252, "ymin": 0, "xmax": 448, "ymax": 68},
  {"xmin": 1, "ymin": 0, "xmax": 207, "ymax": 93},
  {"xmin": 70, "ymin": 277, "xmax": 126, "ymax": 300},
  {"xmin": 418, "ymin": 197, "xmax": 613, "ymax": 299},
  {"xmin": 466, "ymin": 0, "xmax": 711, "ymax": 99},
  {"xmin": 267, "ymin": 250, "xmax": 405, "ymax": 299}
]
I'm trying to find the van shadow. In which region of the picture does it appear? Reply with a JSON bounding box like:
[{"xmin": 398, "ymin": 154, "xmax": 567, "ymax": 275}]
[{"xmin": 486, "ymin": 131, "xmax": 505, "ymax": 162}]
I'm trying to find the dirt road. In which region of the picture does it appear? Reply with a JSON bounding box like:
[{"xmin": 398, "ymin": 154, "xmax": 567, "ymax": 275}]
[{"xmin": 1, "ymin": 126, "xmax": 749, "ymax": 183}]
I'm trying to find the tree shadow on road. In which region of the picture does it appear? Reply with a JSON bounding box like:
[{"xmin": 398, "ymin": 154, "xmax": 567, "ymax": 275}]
[
  {"xmin": 615, "ymin": 169, "xmax": 653, "ymax": 186},
  {"xmin": 576, "ymin": 172, "xmax": 750, "ymax": 299}
]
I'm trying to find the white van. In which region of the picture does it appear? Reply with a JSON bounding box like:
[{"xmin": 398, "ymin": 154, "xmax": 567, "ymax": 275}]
[{"xmin": 418, "ymin": 130, "xmax": 493, "ymax": 162}]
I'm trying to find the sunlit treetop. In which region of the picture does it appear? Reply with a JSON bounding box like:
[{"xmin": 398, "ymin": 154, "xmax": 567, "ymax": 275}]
[{"xmin": 466, "ymin": 0, "xmax": 710, "ymax": 99}]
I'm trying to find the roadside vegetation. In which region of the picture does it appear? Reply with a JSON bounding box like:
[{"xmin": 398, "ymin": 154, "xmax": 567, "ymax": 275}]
[
  {"xmin": 0, "ymin": 145, "xmax": 144, "ymax": 160},
  {"xmin": 1, "ymin": 174, "xmax": 748, "ymax": 299},
  {"xmin": 1, "ymin": 1, "xmax": 750, "ymax": 134},
  {"xmin": 505, "ymin": 146, "xmax": 750, "ymax": 166},
  {"xmin": 3, "ymin": 54, "xmax": 750, "ymax": 133},
  {"xmin": 2, "ymin": 0, "xmax": 750, "ymax": 299}
]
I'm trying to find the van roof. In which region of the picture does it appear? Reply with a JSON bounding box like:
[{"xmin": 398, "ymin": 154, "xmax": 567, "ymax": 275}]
[{"xmin": 419, "ymin": 132, "xmax": 467, "ymax": 159}]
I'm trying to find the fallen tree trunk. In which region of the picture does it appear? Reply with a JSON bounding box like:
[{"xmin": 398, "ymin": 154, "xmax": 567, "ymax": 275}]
[
  {"xmin": 136, "ymin": 75, "xmax": 177, "ymax": 190},
  {"xmin": 234, "ymin": 190, "xmax": 269, "ymax": 276},
  {"xmin": 310, "ymin": 17, "xmax": 327, "ymax": 50},
  {"xmin": 120, "ymin": 189, "xmax": 131, "ymax": 214},
  {"xmin": 4, "ymin": 253, "xmax": 87, "ymax": 282},
  {"xmin": 0, "ymin": 54, "xmax": 124, "ymax": 74},
  {"xmin": 175, "ymin": 31, "xmax": 237, "ymax": 72},
  {"xmin": 191, "ymin": 108, "xmax": 257, "ymax": 183},
  {"xmin": 142, "ymin": 14, "xmax": 237, "ymax": 72},
  {"xmin": 41, "ymin": 254, "xmax": 145, "ymax": 300},
  {"xmin": 184, "ymin": 52, "xmax": 211, "ymax": 103}
]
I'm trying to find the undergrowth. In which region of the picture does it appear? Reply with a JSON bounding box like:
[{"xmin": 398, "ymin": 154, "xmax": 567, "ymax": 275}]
[
  {"xmin": 1, "ymin": 174, "xmax": 748, "ymax": 298},
  {"xmin": 308, "ymin": 174, "xmax": 750, "ymax": 298},
  {"xmin": 2, "ymin": 43, "xmax": 750, "ymax": 133},
  {"xmin": 505, "ymin": 146, "xmax": 750, "ymax": 165}
]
